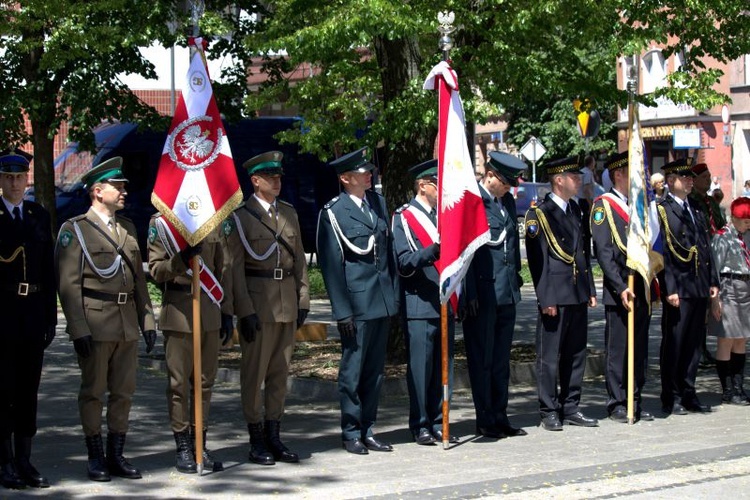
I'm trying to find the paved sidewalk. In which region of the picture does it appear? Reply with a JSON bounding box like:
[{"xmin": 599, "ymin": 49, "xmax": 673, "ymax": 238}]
[{"xmin": 14, "ymin": 290, "xmax": 748, "ymax": 499}]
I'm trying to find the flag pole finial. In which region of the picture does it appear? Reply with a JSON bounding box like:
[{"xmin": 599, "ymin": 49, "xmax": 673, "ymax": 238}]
[{"xmin": 437, "ymin": 11, "xmax": 455, "ymax": 61}]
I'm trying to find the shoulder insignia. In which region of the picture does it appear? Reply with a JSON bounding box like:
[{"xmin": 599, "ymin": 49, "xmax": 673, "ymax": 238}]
[
  {"xmin": 148, "ymin": 226, "xmax": 158, "ymax": 243},
  {"xmin": 525, "ymin": 218, "xmax": 539, "ymax": 238},
  {"xmin": 59, "ymin": 230, "xmax": 74, "ymax": 249},
  {"xmin": 324, "ymin": 196, "xmax": 339, "ymax": 209},
  {"xmin": 394, "ymin": 203, "xmax": 409, "ymax": 214},
  {"xmin": 71, "ymin": 214, "xmax": 87, "ymax": 222},
  {"xmin": 222, "ymin": 217, "xmax": 235, "ymax": 236},
  {"xmin": 592, "ymin": 206, "xmax": 606, "ymax": 225},
  {"xmin": 278, "ymin": 199, "xmax": 293, "ymax": 208}
]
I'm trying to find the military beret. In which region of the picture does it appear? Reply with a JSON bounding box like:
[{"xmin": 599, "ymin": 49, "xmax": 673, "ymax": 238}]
[
  {"xmin": 82, "ymin": 157, "xmax": 128, "ymax": 188},
  {"xmin": 243, "ymin": 150, "xmax": 284, "ymax": 175},
  {"xmin": 330, "ymin": 147, "xmax": 375, "ymax": 175},
  {"xmin": 662, "ymin": 157, "xmax": 694, "ymax": 177},
  {"xmin": 691, "ymin": 162, "xmax": 709, "ymax": 176},
  {"xmin": 731, "ymin": 197, "xmax": 750, "ymax": 219},
  {"xmin": 486, "ymin": 151, "xmax": 526, "ymax": 187},
  {"xmin": 408, "ymin": 159, "xmax": 438, "ymax": 180}
]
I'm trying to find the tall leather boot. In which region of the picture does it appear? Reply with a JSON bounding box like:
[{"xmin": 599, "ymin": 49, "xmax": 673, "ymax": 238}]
[
  {"xmin": 731, "ymin": 352, "xmax": 750, "ymax": 404},
  {"xmin": 716, "ymin": 360, "xmax": 738, "ymax": 403},
  {"xmin": 13, "ymin": 436, "xmax": 49, "ymax": 488},
  {"xmin": 0, "ymin": 437, "xmax": 25, "ymax": 490},
  {"xmin": 173, "ymin": 431, "xmax": 197, "ymax": 474},
  {"xmin": 247, "ymin": 423, "xmax": 275, "ymax": 466},
  {"xmin": 106, "ymin": 433, "xmax": 142, "ymax": 479},
  {"xmin": 190, "ymin": 428, "xmax": 223, "ymax": 472},
  {"xmin": 84, "ymin": 434, "xmax": 110, "ymax": 482},
  {"xmin": 265, "ymin": 420, "xmax": 299, "ymax": 463}
]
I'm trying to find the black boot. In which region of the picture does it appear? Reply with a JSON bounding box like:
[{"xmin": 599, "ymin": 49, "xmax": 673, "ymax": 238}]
[
  {"xmin": 731, "ymin": 352, "xmax": 750, "ymax": 404},
  {"xmin": 106, "ymin": 433, "xmax": 142, "ymax": 479},
  {"xmin": 0, "ymin": 437, "xmax": 25, "ymax": 490},
  {"xmin": 716, "ymin": 360, "xmax": 738, "ymax": 403},
  {"xmin": 247, "ymin": 423, "xmax": 275, "ymax": 465},
  {"xmin": 173, "ymin": 431, "xmax": 197, "ymax": 474},
  {"xmin": 191, "ymin": 429, "xmax": 223, "ymax": 472},
  {"xmin": 84, "ymin": 434, "xmax": 110, "ymax": 482},
  {"xmin": 265, "ymin": 420, "xmax": 299, "ymax": 463},
  {"xmin": 13, "ymin": 436, "xmax": 49, "ymax": 488}
]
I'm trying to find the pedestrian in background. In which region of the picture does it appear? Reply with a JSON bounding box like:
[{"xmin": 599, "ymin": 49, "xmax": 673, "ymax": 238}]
[
  {"xmin": 0, "ymin": 151, "xmax": 56, "ymax": 489},
  {"xmin": 317, "ymin": 147, "xmax": 399, "ymax": 455},
  {"xmin": 709, "ymin": 196, "xmax": 750, "ymax": 405},
  {"xmin": 55, "ymin": 157, "xmax": 156, "ymax": 482}
]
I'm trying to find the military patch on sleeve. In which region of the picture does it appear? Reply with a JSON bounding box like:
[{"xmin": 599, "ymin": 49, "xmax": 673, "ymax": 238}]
[
  {"xmin": 525, "ymin": 219, "xmax": 539, "ymax": 238},
  {"xmin": 222, "ymin": 218, "xmax": 235, "ymax": 236},
  {"xmin": 59, "ymin": 230, "xmax": 73, "ymax": 249},
  {"xmin": 592, "ymin": 206, "xmax": 606, "ymax": 225},
  {"xmin": 148, "ymin": 226, "xmax": 158, "ymax": 243}
]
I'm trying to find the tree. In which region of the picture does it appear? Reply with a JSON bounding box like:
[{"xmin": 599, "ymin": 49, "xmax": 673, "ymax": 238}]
[{"xmin": 0, "ymin": 0, "xmax": 260, "ymax": 225}]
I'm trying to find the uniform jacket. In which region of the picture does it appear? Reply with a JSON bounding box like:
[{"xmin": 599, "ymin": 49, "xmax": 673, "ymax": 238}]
[
  {"xmin": 226, "ymin": 196, "xmax": 309, "ymax": 323},
  {"xmin": 711, "ymin": 225, "xmax": 750, "ymax": 275},
  {"xmin": 55, "ymin": 207, "xmax": 155, "ymax": 341},
  {"xmin": 464, "ymin": 187, "xmax": 522, "ymax": 307},
  {"xmin": 317, "ymin": 190, "xmax": 399, "ymax": 321},
  {"xmin": 392, "ymin": 198, "xmax": 441, "ymax": 319},
  {"xmin": 0, "ymin": 200, "xmax": 57, "ymax": 338},
  {"xmin": 148, "ymin": 216, "xmax": 231, "ymax": 333},
  {"xmin": 689, "ymin": 191, "xmax": 726, "ymax": 234},
  {"xmin": 590, "ymin": 191, "xmax": 645, "ymax": 306},
  {"xmin": 524, "ymin": 194, "xmax": 595, "ymax": 308},
  {"xmin": 656, "ymin": 194, "xmax": 718, "ymax": 299}
]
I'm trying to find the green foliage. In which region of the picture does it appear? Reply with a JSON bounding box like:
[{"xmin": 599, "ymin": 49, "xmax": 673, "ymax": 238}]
[
  {"xmin": 147, "ymin": 280, "xmax": 163, "ymax": 307},
  {"xmin": 307, "ymin": 264, "xmax": 327, "ymax": 299}
]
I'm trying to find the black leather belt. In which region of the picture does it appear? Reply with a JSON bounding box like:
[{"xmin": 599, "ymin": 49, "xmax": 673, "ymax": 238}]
[
  {"xmin": 245, "ymin": 268, "xmax": 293, "ymax": 280},
  {"xmin": 165, "ymin": 283, "xmax": 192, "ymax": 293},
  {"xmin": 1, "ymin": 283, "xmax": 41, "ymax": 296},
  {"xmin": 720, "ymin": 273, "xmax": 750, "ymax": 282},
  {"xmin": 82, "ymin": 288, "xmax": 134, "ymax": 304}
]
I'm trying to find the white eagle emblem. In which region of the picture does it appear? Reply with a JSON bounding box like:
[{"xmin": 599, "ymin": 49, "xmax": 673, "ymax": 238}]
[{"xmin": 167, "ymin": 115, "xmax": 223, "ymax": 172}]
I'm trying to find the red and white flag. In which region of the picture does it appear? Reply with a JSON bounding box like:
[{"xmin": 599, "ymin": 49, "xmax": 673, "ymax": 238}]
[
  {"xmin": 151, "ymin": 37, "xmax": 243, "ymax": 246},
  {"xmin": 423, "ymin": 61, "xmax": 490, "ymax": 304}
]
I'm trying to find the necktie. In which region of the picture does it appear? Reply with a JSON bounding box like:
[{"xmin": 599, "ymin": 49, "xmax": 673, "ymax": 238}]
[
  {"xmin": 682, "ymin": 203, "xmax": 695, "ymax": 230},
  {"xmin": 361, "ymin": 199, "xmax": 373, "ymax": 223},
  {"xmin": 269, "ymin": 204, "xmax": 278, "ymax": 232},
  {"xmin": 107, "ymin": 218, "xmax": 118, "ymax": 239},
  {"xmin": 12, "ymin": 206, "xmax": 22, "ymax": 230},
  {"xmin": 429, "ymin": 208, "xmax": 437, "ymax": 225}
]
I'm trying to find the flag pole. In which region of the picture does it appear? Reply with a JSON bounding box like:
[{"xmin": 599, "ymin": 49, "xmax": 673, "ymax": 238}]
[
  {"xmin": 438, "ymin": 11, "xmax": 455, "ymax": 451},
  {"xmin": 625, "ymin": 58, "xmax": 638, "ymax": 426}
]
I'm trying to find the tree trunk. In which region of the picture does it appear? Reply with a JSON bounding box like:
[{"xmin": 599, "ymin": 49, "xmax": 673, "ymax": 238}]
[{"xmin": 31, "ymin": 122, "xmax": 57, "ymax": 230}]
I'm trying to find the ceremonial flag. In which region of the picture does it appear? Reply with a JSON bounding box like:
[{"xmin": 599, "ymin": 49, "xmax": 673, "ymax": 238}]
[
  {"xmin": 151, "ymin": 37, "xmax": 243, "ymax": 246},
  {"xmin": 626, "ymin": 104, "xmax": 664, "ymax": 299},
  {"xmin": 423, "ymin": 61, "xmax": 490, "ymax": 303}
]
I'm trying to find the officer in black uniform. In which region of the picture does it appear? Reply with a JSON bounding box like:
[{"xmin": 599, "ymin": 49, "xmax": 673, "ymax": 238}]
[
  {"xmin": 392, "ymin": 159, "xmax": 455, "ymax": 445},
  {"xmin": 589, "ymin": 152, "xmax": 653, "ymax": 423},
  {"xmin": 524, "ymin": 156, "xmax": 597, "ymax": 431},
  {"xmin": 317, "ymin": 147, "xmax": 399, "ymax": 455},
  {"xmin": 657, "ymin": 157, "xmax": 719, "ymax": 415},
  {"xmin": 0, "ymin": 151, "xmax": 56, "ymax": 489},
  {"xmin": 463, "ymin": 151, "xmax": 527, "ymax": 439}
]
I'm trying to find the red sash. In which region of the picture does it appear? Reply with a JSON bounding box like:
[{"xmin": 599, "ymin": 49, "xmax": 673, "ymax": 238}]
[
  {"xmin": 400, "ymin": 207, "xmax": 458, "ymax": 313},
  {"xmin": 157, "ymin": 216, "xmax": 224, "ymax": 305},
  {"xmin": 596, "ymin": 193, "xmax": 629, "ymax": 223}
]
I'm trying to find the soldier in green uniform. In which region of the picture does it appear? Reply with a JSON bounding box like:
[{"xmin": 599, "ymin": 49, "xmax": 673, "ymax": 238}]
[
  {"xmin": 225, "ymin": 151, "xmax": 309, "ymax": 466},
  {"xmin": 55, "ymin": 157, "xmax": 156, "ymax": 482},
  {"xmin": 148, "ymin": 216, "xmax": 232, "ymax": 473}
]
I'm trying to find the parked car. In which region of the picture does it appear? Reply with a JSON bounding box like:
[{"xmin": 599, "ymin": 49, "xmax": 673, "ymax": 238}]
[
  {"xmin": 513, "ymin": 181, "xmax": 605, "ymax": 235},
  {"xmin": 26, "ymin": 118, "xmax": 340, "ymax": 255}
]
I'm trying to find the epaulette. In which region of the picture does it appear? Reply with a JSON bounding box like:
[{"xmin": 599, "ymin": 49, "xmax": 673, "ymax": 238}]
[
  {"xmin": 323, "ymin": 196, "xmax": 340, "ymax": 209},
  {"xmin": 149, "ymin": 212, "xmax": 162, "ymax": 220},
  {"xmin": 278, "ymin": 199, "xmax": 294, "ymax": 208},
  {"xmin": 656, "ymin": 196, "xmax": 668, "ymax": 206},
  {"xmin": 394, "ymin": 203, "xmax": 410, "ymax": 214},
  {"xmin": 715, "ymin": 227, "xmax": 728, "ymax": 236}
]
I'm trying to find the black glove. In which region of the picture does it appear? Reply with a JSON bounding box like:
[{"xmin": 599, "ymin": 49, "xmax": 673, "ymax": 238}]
[
  {"xmin": 516, "ymin": 272, "xmax": 524, "ymax": 287},
  {"xmin": 337, "ymin": 318, "xmax": 356, "ymax": 337},
  {"xmin": 220, "ymin": 314, "xmax": 234, "ymax": 346},
  {"xmin": 74, "ymin": 335, "xmax": 94, "ymax": 359},
  {"xmin": 239, "ymin": 314, "xmax": 261, "ymax": 343},
  {"xmin": 43, "ymin": 325, "xmax": 56, "ymax": 349},
  {"xmin": 179, "ymin": 244, "xmax": 202, "ymax": 267},
  {"xmin": 427, "ymin": 242, "xmax": 440, "ymax": 260},
  {"xmin": 142, "ymin": 330, "xmax": 157, "ymax": 354},
  {"xmin": 297, "ymin": 309, "xmax": 309, "ymax": 329},
  {"xmin": 467, "ymin": 299, "xmax": 480, "ymax": 318}
]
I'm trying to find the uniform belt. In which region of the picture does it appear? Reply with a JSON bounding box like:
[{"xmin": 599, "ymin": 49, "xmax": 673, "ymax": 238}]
[
  {"xmin": 164, "ymin": 282, "xmax": 192, "ymax": 293},
  {"xmin": 245, "ymin": 268, "xmax": 293, "ymax": 280},
  {"xmin": 82, "ymin": 288, "xmax": 134, "ymax": 304},
  {"xmin": 720, "ymin": 273, "xmax": 750, "ymax": 282},
  {"xmin": 1, "ymin": 283, "xmax": 42, "ymax": 296}
]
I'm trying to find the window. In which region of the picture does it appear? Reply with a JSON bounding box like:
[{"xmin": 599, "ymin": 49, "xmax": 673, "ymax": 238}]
[{"xmin": 642, "ymin": 50, "xmax": 667, "ymax": 94}]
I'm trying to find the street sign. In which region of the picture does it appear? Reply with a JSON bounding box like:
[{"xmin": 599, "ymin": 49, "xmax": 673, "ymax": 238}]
[{"xmin": 520, "ymin": 137, "xmax": 546, "ymax": 163}]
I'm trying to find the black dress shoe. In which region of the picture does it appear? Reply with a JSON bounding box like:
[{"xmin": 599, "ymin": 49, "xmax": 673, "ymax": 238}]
[
  {"xmin": 563, "ymin": 412, "xmax": 599, "ymax": 427},
  {"xmin": 662, "ymin": 403, "xmax": 688, "ymax": 415},
  {"xmin": 637, "ymin": 410, "xmax": 654, "ymax": 422},
  {"xmin": 497, "ymin": 423, "xmax": 528, "ymax": 437},
  {"xmin": 342, "ymin": 438, "xmax": 368, "ymax": 455},
  {"xmin": 0, "ymin": 462, "xmax": 26, "ymax": 490},
  {"xmin": 362, "ymin": 436, "xmax": 393, "ymax": 452},
  {"xmin": 682, "ymin": 398, "xmax": 712, "ymax": 413},
  {"xmin": 540, "ymin": 414, "xmax": 563, "ymax": 431},
  {"xmin": 475, "ymin": 426, "xmax": 504, "ymax": 439},
  {"xmin": 432, "ymin": 429, "xmax": 459, "ymax": 444},
  {"xmin": 414, "ymin": 429, "xmax": 436, "ymax": 446},
  {"xmin": 609, "ymin": 408, "xmax": 629, "ymax": 423}
]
